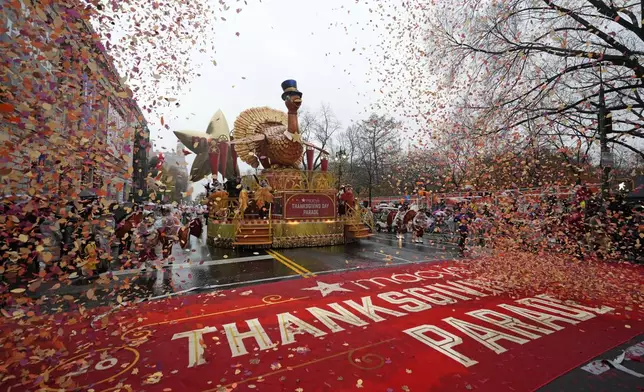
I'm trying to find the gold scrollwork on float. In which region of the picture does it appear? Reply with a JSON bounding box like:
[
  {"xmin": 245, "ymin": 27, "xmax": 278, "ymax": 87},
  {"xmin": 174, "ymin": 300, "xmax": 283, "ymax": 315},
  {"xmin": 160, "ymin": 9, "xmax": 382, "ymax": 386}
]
[
  {"xmin": 121, "ymin": 328, "xmax": 153, "ymax": 346},
  {"xmin": 241, "ymin": 175, "xmax": 261, "ymax": 192},
  {"xmin": 347, "ymin": 349, "xmax": 386, "ymax": 370},
  {"xmin": 241, "ymin": 170, "xmax": 336, "ymax": 192},
  {"xmin": 208, "ymin": 192, "xmax": 231, "ymax": 220},
  {"xmin": 295, "ymin": 171, "xmax": 309, "ymax": 190},
  {"xmin": 256, "ymin": 168, "xmax": 308, "ymax": 191},
  {"xmin": 309, "ymin": 171, "xmax": 334, "ymax": 192},
  {"xmin": 261, "ymin": 295, "xmax": 283, "ymax": 304}
]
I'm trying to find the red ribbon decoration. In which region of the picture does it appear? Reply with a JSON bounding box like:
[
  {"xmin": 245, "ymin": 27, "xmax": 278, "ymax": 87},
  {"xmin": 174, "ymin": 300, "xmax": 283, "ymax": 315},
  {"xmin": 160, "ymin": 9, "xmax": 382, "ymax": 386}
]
[
  {"xmin": 306, "ymin": 147, "xmax": 314, "ymax": 170},
  {"xmin": 320, "ymin": 157, "xmax": 328, "ymax": 172},
  {"xmin": 218, "ymin": 142, "xmax": 229, "ymax": 180},
  {"xmin": 231, "ymin": 145, "xmax": 239, "ymax": 177},
  {"xmin": 208, "ymin": 143, "xmax": 220, "ymax": 181}
]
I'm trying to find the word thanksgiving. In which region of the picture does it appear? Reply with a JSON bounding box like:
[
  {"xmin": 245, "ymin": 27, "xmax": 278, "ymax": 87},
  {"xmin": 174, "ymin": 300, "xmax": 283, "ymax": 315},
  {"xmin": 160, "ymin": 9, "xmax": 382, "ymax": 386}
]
[{"xmin": 172, "ymin": 274, "xmax": 613, "ymax": 368}]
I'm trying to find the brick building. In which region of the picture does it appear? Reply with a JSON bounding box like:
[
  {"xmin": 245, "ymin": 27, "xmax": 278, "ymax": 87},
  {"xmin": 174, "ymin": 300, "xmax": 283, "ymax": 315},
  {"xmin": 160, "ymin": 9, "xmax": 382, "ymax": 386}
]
[{"xmin": 0, "ymin": 0, "xmax": 150, "ymax": 202}]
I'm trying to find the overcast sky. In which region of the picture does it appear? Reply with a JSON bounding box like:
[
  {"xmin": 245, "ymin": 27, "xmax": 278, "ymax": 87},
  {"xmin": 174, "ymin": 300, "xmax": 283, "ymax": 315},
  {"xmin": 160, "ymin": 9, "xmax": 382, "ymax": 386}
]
[{"xmin": 127, "ymin": 0, "xmax": 390, "ymax": 198}]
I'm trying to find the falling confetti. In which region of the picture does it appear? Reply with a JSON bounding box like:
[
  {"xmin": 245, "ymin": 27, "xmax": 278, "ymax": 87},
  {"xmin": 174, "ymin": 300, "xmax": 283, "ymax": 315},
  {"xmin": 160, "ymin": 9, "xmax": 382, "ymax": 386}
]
[{"xmin": 0, "ymin": 1, "xmax": 642, "ymax": 392}]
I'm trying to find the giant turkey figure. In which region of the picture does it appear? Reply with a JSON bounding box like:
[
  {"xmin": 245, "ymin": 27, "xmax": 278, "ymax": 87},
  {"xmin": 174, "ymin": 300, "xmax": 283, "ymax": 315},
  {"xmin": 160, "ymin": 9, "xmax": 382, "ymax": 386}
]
[
  {"xmin": 232, "ymin": 80, "xmax": 322, "ymax": 168},
  {"xmin": 173, "ymin": 80, "xmax": 327, "ymax": 181}
]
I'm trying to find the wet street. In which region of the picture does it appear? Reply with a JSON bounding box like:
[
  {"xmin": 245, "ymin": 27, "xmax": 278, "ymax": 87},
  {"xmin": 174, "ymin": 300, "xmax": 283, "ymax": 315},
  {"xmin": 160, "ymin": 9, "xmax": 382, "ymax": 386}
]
[
  {"xmin": 32, "ymin": 232, "xmax": 460, "ymax": 311},
  {"xmin": 125, "ymin": 231, "xmax": 460, "ymax": 297}
]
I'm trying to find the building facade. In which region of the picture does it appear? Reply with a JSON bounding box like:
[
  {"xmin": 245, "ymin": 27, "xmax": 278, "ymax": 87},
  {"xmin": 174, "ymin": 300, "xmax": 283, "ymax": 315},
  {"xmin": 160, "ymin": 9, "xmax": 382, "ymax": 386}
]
[{"xmin": 0, "ymin": 0, "xmax": 149, "ymax": 202}]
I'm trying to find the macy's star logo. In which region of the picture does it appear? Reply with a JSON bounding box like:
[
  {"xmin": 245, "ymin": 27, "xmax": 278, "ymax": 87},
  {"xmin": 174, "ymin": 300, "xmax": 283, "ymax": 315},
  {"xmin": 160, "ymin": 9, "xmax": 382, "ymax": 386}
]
[{"xmin": 301, "ymin": 281, "xmax": 353, "ymax": 297}]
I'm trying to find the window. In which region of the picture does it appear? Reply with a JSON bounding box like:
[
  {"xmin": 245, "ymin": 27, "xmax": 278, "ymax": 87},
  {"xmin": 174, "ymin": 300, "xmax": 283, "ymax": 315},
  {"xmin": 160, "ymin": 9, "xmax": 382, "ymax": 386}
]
[
  {"xmin": 106, "ymin": 100, "xmax": 127, "ymax": 157},
  {"xmin": 92, "ymin": 172, "xmax": 102, "ymax": 190},
  {"xmin": 81, "ymin": 72, "xmax": 96, "ymax": 131},
  {"xmin": 81, "ymin": 166, "xmax": 93, "ymax": 188}
]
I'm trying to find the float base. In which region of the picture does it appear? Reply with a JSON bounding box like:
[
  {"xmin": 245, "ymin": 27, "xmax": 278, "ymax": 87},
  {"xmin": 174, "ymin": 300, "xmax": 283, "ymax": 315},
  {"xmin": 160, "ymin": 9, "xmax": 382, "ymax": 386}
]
[{"xmin": 207, "ymin": 221, "xmax": 355, "ymax": 248}]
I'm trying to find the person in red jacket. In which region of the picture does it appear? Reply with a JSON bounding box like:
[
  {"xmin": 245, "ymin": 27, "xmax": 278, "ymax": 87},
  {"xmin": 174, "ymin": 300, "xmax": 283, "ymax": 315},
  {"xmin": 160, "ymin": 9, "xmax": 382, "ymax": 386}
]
[{"xmin": 341, "ymin": 185, "xmax": 355, "ymax": 211}]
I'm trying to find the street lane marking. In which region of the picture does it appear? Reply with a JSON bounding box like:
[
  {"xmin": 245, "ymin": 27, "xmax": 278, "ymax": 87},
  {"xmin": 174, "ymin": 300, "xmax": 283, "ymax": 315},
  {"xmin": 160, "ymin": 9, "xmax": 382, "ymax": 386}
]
[
  {"xmin": 278, "ymin": 252, "xmax": 316, "ymax": 277},
  {"xmin": 373, "ymin": 252, "xmax": 415, "ymax": 263},
  {"xmin": 266, "ymin": 250, "xmax": 303, "ymax": 277},
  {"xmin": 267, "ymin": 250, "xmax": 316, "ymax": 278},
  {"xmin": 266, "ymin": 250, "xmax": 313, "ymax": 278},
  {"xmin": 372, "ymin": 232, "xmax": 456, "ymax": 244},
  {"xmin": 142, "ymin": 258, "xmax": 450, "ymax": 301},
  {"xmin": 103, "ymin": 255, "xmax": 275, "ymax": 277},
  {"xmin": 368, "ymin": 234, "xmax": 458, "ymax": 250},
  {"xmin": 173, "ymin": 255, "xmax": 274, "ymax": 268}
]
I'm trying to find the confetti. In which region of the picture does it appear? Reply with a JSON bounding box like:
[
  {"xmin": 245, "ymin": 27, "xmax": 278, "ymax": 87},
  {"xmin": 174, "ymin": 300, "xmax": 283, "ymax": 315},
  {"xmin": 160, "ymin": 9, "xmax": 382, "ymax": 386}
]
[
  {"xmin": 144, "ymin": 372, "xmax": 163, "ymax": 385},
  {"xmin": 0, "ymin": 1, "xmax": 642, "ymax": 391}
]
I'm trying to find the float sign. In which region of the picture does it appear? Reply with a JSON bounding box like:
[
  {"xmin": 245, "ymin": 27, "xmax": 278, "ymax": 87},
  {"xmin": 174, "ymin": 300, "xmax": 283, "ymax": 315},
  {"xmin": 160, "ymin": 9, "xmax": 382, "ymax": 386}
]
[{"xmin": 284, "ymin": 193, "xmax": 335, "ymax": 219}]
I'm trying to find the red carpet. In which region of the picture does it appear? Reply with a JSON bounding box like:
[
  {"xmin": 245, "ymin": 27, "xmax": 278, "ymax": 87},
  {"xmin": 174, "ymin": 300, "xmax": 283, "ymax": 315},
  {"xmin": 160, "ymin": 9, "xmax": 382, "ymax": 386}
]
[{"xmin": 2, "ymin": 261, "xmax": 643, "ymax": 392}]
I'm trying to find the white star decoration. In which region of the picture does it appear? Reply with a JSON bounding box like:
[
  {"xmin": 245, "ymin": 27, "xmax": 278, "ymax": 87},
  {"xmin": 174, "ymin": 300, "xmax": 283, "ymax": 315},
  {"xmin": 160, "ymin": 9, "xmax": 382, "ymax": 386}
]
[{"xmin": 302, "ymin": 281, "xmax": 353, "ymax": 297}]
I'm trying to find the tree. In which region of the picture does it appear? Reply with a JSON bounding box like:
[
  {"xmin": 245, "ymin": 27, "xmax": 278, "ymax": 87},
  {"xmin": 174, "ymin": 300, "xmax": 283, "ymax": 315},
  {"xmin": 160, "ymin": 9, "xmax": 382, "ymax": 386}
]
[
  {"xmin": 357, "ymin": 114, "xmax": 401, "ymax": 185},
  {"xmin": 332, "ymin": 123, "xmax": 361, "ymax": 176},
  {"xmin": 431, "ymin": 123, "xmax": 482, "ymax": 190},
  {"xmin": 299, "ymin": 103, "xmax": 341, "ymax": 170},
  {"xmin": 386, "ymin": 148, "xmax": 445, "ymax": 195},
  {"xmin": 424, "ymin": 0, "xmax": 644, "ymax": 159},
  {"xmin": 298, "ymin": 108, "xmax": 317, "ymax": 145},
  {"xmin": 329, "ymin": 114, "xmax": 400, "ymax": 202}
]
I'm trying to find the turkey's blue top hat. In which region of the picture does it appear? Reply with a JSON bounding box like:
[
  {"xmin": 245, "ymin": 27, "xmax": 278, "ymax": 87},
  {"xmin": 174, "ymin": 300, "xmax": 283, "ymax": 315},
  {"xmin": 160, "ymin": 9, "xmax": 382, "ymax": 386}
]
[{"xmin": 281, "ymin": 79, "xmax": 303, "ymax": 101}]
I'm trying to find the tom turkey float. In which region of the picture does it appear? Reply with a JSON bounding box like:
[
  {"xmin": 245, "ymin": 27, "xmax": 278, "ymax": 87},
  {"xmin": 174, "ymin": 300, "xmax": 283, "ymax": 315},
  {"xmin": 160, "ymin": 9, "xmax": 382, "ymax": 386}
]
[{"xmin": 174, "ymin": 80, "xmax": 373, "ymax": 248}]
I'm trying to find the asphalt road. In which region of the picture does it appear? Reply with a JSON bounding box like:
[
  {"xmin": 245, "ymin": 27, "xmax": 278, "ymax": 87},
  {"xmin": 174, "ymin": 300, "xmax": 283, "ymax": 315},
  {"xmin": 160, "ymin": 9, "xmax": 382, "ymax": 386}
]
[
  {"xmin": 539, "ymin": 333, "xmax": 644, "ymax": 391},
  {"xmin": 126, "ymin": 231, "xmax": 462, "ymax": 298},
  {"xmin": 24, "ymin": 231, "xmax": 460, "ymax": 311}
]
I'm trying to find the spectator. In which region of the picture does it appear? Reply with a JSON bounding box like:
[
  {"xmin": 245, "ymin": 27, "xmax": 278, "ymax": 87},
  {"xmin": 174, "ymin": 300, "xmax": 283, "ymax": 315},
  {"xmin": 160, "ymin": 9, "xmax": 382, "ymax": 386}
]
[
  {"xmin": 394, "ymin": 205, "xmax": 408, "ymax": 240},
  {"xmin": 456, "ymin": 212, "xmax": 470, "ymax": 256},
  {"xmin": 135, "ymin": 214, "xmax": 158, "ymax": 267},
  {"xmin": 159, "ymin": 207, "xmax": 181, "ymax": 260},
  {"xmin": 412, "ymin": 209, "xmax": 428, "ymax": 243}
]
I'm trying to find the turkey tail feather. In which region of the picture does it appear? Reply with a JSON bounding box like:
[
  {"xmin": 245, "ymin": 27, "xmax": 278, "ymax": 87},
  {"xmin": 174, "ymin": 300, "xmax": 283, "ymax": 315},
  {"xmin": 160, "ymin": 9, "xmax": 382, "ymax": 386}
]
[{"xmin": 233, "ymin": 107, "xmax": 287, "ymax": 168}]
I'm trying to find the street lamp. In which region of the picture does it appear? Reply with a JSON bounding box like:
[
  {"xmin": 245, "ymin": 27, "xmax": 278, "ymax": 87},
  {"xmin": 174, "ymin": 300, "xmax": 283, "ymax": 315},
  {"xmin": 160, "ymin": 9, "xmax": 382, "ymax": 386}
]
[{"xmin": 335, "ymin": 149, "xmax": 347, "ymax": 190}]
